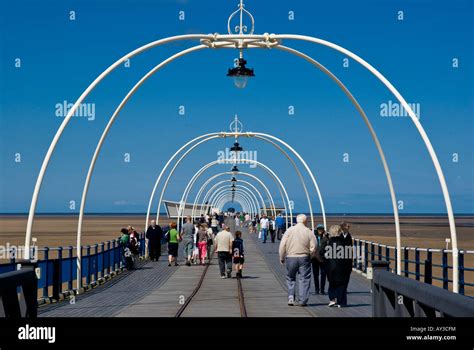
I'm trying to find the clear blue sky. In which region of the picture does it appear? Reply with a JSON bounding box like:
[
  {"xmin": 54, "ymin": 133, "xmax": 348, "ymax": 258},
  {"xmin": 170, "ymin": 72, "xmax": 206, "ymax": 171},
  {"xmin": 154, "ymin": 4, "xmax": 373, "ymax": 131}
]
[{"xmin": 0, "ymin": 0, "xmax": 473, "ymax": 214}]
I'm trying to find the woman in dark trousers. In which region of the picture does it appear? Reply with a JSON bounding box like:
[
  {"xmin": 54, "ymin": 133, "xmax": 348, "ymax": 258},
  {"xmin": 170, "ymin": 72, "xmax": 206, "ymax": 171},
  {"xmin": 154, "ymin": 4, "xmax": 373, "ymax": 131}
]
[
  {"xmin": 326, "ymin": 225, "xmax": 346, "ymax": 307},
  {"xmin": 312, "ymin": 224, "xmax": 329, "ymax": 294}
]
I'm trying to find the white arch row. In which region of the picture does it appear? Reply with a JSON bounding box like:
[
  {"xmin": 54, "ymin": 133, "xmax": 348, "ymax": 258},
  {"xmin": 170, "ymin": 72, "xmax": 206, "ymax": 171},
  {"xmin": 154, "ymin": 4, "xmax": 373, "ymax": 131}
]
[
  {"xmin": 176, "ymin": 158, "xmax": 294, "ymax": 231},
  {"xmin": 191, "ymin": 173, "xmax": 276, "ymax": 219},
  {"xmin": 215, "ymin": 192, "xmax": 255, "ymax": 215},
  {"xmin": 23, "ymin": 33, "xmax": 457, "ymax": 291},
  {"xmin": 205, "ymin": 183, "xmax": 265, "ymax": 215},
  {"xmin": 192, "ymin": 172, "xmax": 277, "ymax": 220},
  {"xmin": 214, "ymin": 193, "xmax": 254, "ymax": 214},
  {"xmin": 209, "ymin": 186, "xmax": 260, "ymax": 217},
  {"xmin": 206, "ymin": 183, "xmax": 265, "ymax": 216},
  {"xmin": 84, "ymin": 42, "xmax": 398, "ymax": 276},
  {"xmin": 56, "ymin": 43, "xmax": 382, "ymax": 283},
  {"xmin": 148, "ymin": 131, "xmax": 315, "ymax": 230}
]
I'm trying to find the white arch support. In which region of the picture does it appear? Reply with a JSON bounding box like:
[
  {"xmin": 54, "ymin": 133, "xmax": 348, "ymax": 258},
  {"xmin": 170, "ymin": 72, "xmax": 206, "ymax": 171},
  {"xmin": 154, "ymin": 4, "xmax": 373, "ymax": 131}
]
[
  {"xmin": 176, "ymin": 158, "xmax": 294, "ymax": 229},
  {"xmin": 193, "ymin": 172, "xmax": 277, "ymax": 219}
]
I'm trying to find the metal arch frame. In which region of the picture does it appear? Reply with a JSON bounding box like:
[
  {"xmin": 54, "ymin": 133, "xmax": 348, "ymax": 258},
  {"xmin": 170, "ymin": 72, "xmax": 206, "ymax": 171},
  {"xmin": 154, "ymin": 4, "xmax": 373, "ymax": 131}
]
[
  {"xmin": 176, "ymin": 158, "xmax": 293, "ymax": 230},
  {"xmin": 193, "ymin": 176, "xmax": 274, "ymax": 219},
  {"xmin": 211, "ymin": 187, "xmax": 259, "ymax": 216},
  {"xmin": 207, "ymin": 184, "xmax": 263, "ymax": 216},
  {"xmin": 215, "ymin": 192, "xmax": 254, "ymax": 215},
  {"xmin": 205, "ymin": 182, "xmax": 266, "ymax": 215},
  {"xmin": 24, "ymin": 33, "xmax": 458, "ymax": 291},
  {"xmin": 213, "ymin": 190, "xmax": 255, "ymax": 215},
  {"xmin": 193, "ymin": 172, "xmax": 277, "ymax": 219},
  {"xmin": 150, "ymin": 131, "xmax": 320, "ymax": 230},
  {"xmin": 212, "ymin": 190, "xmax": 256, "ymax": 214},
  {"xmin": 214, "ymin": 193, "xmax": 253, "ymax": 214}
]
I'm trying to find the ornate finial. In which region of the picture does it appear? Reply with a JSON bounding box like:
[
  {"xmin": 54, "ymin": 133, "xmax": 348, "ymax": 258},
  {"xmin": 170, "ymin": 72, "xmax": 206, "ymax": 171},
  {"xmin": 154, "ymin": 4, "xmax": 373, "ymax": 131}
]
[
  {"xmin": 229, "ymin": 114, "xmax": 243, "ymax": 134},
  {"xmin": 227, "ymin": 0, "xmax": 255, "ymax": 35}
]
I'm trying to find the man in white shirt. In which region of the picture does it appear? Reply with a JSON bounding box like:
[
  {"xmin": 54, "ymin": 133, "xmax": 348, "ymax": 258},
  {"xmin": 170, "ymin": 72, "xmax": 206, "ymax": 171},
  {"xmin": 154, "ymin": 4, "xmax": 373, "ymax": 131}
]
[
  {"xmin": 279, "ymin": 214, "xmax": 317, "ymax": 306},
  {"xmin": 260, "ymin": 214, "xmax": 270, "ymax": 243},
  {"xmin": 214, "ymin": 225, "xmax": 234, "ymax": 278}
]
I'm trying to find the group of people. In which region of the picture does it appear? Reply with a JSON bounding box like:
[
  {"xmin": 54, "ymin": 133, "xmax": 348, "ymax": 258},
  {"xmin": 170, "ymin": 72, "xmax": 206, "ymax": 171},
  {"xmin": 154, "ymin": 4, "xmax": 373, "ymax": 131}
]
[
  {"xmin": 278, "ymin": 215, "xmax": 353, "ymax": 308},
  {"xmin": 119, "ymin": 211, "xmax": 353, "ymax": 309}
]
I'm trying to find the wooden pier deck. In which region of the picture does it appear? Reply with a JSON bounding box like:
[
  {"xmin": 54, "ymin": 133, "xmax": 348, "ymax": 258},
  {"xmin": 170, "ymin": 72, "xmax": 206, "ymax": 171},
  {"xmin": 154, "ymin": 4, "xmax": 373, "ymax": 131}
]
[{"xmin": 39, "ymin": 226, "xmax": 372, "ymax": 317}]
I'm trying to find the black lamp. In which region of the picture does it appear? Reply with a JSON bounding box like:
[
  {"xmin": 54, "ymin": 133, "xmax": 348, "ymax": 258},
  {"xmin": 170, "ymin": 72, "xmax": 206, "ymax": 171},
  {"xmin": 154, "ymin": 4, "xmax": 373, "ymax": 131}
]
[
  {"xmin": 230, "ymin": 141, "xmax": 243, "ymax": 152},
  {"xmin": 231, "ymin": 165, "xmax": 239, "ymax": 173},
  {"xmin": 227, "ymin": 58, "xmax": 255, "ymax": 89}
]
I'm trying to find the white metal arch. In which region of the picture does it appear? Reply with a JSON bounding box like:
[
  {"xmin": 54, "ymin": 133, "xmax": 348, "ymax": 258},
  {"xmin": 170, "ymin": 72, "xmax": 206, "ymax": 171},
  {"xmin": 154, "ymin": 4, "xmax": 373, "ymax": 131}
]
[
  {"xmin": 207, "ymin": 183, "xmax": 264, "ymax": 216},
  {"xmin": 176, "ymin": 158, "xmax": 293, "ymax": 229},
  {"xmin": 149, "ymin": 132, "xmax": 320, "ymax": 230},
  {"xmin": 195, "ymin": 179, "xmax": 271, "ymax": 219},
  {"xmin": 211, "ymin": 187, "xmax": 259, "ymax": 216},
  {"xmin": 206, "ymin": 183, "xmax": 265, "ymax": 215},
  {"xmin": 215, "ymin": 193, "xmax": 255, "ymax": 215},
  {"xmin": 215, "ymin": 193, "xmax": 253, "ymax": 214},
  {"xmin": 193, "ymin": 172, "xmax": 277, "ymax": 220},
  {"xmin": 24, "ymin": 33, "xmax": 458, "ymax": 291}
]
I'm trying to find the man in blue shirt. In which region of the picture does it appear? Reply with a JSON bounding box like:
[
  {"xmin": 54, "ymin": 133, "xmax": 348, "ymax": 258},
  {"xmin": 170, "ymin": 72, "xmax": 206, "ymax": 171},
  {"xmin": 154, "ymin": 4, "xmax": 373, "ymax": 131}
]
[{"xmin": 275, "ymin": 213, "xmax": 286, "ymax": 240}]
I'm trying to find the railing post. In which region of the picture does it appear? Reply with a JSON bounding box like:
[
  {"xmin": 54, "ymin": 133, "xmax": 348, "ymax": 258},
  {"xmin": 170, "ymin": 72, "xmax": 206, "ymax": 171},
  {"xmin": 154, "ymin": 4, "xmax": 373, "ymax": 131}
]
[
  {"xmin": 52, "ymin": 247, "xmax": 63, "ymax": 300},
  {"xmin": 442, "ymin": 250, "xmax": 448, "ymax": 290},
  {"xmin": 404, "ymin": 248, "xmax": 409, "ymax": 277},
  {"xmin": 385, "ymin": 246, "xmax": 390, "ymax": 266},
  {"xmin": 100, "ymin": 242, "xmax": 105, "ymax": 278},
  {"xmin": 364, "ymin": 241, "xmax": 369, "ymax": 273},
  {"xmin": 68, "ymin": 246, "xmax": 73, "ymax": 290},
  {"xmin": 86, "ymin": 245, "xmax": 91, "ymax": 286},
  {"xmin": 43, "ymin": 247, "xmax": 49, "ymax": 298},
  {"xmin": 106, "ymin": 241, "xmax": 111, "ymax": 275},
  {"xmin": 370, "ymin": 260, "xmax": 390, "ymax": 317},
  {"xmin": 93, "ymin": 244, "xmax": 98, "ymax": 282},
  {"xmin": 415, "ymin": 248, "xmax": 420, "ymax": 281},
  {"xmin": 370, "ymin": 242, "xmax": 375, "ymax": 262},
  {"xmin": 425, "ymin": 250, "xmax": 432, "ymax": 285},
  {"xmin": 358, "ymin": 240, "xmax": 363, "ymax": 271},
  {"xmin": 459, "ymin": 251, "xmax": 464, "ymax": 295},
  {"xmin": 378, "ymin": 245, "xmax": 382, "ymax": 261}
]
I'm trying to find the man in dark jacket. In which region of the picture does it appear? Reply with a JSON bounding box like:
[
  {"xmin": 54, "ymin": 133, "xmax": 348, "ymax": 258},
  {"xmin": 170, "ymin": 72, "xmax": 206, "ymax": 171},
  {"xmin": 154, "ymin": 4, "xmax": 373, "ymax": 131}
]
[
  {"xmin": 339, "ymin": 221, "xmax": 353, "ymax": 306},
  {"xmin": 146, "ymin": 220, "xmax": 164, "ymax": 261}
]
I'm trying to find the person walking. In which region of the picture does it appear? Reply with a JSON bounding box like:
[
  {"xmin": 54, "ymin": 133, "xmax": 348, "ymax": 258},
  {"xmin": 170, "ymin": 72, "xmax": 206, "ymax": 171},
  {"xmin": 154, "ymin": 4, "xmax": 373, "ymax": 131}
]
[
  {"xmin": 211, "ymin": 215, "xmax": 219, "ymax": 235},
  {"xmin": 269, "ymin": 216, "xmax": 276, "ymax": 243},
  {"xmin": 214, "ymin": 225, "xmax": 234, "ymax": 278},
  {"xmin": 260, "ymin": 214, "xmax": 269, "ymax": 243},
  {"xmin": 326, "ymin": 225, "xmax": 346, "ymax": 307},
  {"xmin": 232, "ymin": 230, "xmax": 245, "ymax": 278},
  {"xmin": 166, "ymin": 222, "xmax": 180, "ymax": 266},
  {"xmin": 275, "ymin": 213, "xmax": 286, "ymax": 240},
  {"xmin": 339, "ymin": 221, "xmax": 353, "ymax": 306},
  {"xmin": 181, "ymin": 216, "xmax": 195, "ymax": 266},
  {"xmin": 119, "ymin": 228, "xmax": 133, "ymax": 269},
  {"xmin": 146, "ymin": 220, "xmax": 164, "ymax": 262},
  {"xmin": 279, "ymin": 214, "xmax": 317, "ymax": 306},
  {"xmin": 197, "ymin": 224, "xmax": 208, "ymax": 265},
  {"xmin": 311, "ymin": 224, "xmax": 329, "ymax": 294}
]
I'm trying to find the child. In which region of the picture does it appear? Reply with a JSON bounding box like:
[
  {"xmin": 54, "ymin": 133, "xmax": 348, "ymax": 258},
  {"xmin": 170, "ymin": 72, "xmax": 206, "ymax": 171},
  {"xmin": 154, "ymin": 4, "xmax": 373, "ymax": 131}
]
[{"xmin": 232, "ymin": 231, "xmax": 245, "ymax": 278}]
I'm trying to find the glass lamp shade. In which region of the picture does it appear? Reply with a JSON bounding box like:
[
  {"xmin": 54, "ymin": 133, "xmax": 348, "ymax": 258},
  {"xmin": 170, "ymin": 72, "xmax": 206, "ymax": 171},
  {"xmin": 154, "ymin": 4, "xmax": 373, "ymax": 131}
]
[
  {"xmin": 227, "ymin": 58, "xmax": 255, "ymax": 89},
  {"xmin": 233, "ymin": 76, "xmax": 249, "ymax": 89}
]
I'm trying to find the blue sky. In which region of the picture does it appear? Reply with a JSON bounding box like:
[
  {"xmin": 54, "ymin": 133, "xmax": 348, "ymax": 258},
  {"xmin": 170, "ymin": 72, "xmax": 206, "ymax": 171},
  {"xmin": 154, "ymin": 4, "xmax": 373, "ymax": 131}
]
[{"xmin": 0, "ymin": 0, "xmax": 473, "ymax": 214}]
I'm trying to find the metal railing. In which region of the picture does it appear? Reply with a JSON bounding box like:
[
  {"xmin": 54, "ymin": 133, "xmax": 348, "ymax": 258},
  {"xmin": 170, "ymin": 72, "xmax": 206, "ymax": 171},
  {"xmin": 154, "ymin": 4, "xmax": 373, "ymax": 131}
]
[
  {"xmin": 0, "ymin": 263, "xmax": 38, "ymax": 318},
  {"xmin": 371, "ymin": 261, "xmax": 474, "ymax": 317},
  {"xmin": 0, "ymin": 234, "xmax": 146, "ymax": 300},
  {"xmin": 353, "ymin": 238, "xmax": 474, "ymax": 295}
]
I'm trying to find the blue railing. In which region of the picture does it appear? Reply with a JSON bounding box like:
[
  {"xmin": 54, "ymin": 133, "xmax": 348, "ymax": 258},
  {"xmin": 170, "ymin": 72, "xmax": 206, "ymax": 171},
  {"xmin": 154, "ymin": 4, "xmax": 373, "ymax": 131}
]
[
  {"xmin": 352, "ymin": 238, "xmax": 474, "ymax": 296},
  {"xmin": 0, "ymin": 234, "xmax": 146, "ymax": 300}
]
